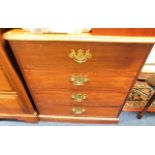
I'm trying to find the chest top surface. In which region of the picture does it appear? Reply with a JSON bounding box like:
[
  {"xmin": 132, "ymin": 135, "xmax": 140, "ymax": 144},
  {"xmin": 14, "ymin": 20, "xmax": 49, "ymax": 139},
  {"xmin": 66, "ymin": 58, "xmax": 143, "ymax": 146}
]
[{"xmin": 3, "ymin": 29, "xmax": 155, "ymax": 43}]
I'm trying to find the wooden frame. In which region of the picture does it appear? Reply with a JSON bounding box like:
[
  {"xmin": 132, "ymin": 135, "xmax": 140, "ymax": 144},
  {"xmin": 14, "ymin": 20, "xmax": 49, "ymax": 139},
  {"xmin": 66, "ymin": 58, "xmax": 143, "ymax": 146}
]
[{"xmin": 0, "ymin": 29, "xmax": 38, "ymax": 123}]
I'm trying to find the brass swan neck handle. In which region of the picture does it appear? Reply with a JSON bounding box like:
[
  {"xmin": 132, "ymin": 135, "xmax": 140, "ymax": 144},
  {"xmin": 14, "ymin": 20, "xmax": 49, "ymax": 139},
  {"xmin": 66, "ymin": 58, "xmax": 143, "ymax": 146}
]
[
  {"xmin": 69, "ymin": 49, "xmax": 92, "ymax": 63},
  {"xmin": 72, "ymin": 93, "xmax": 87, "ymax": 102},
  {"xmin": 71, "ymin": 75, "xmax": 89, "ymax": 86}
]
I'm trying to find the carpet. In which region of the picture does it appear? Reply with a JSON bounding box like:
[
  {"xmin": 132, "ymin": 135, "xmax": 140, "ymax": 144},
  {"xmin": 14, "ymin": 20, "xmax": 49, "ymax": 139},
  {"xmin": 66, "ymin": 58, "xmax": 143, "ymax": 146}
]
[{"xmin": 0, "ymin": 112, "xmax": 154, "ymax": 126}]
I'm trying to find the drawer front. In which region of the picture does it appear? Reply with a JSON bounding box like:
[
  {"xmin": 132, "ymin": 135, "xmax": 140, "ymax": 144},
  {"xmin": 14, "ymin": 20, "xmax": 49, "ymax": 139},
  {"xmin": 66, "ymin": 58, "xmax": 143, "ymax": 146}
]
[
  {"xmin": 0, "ymin": 69, "xmax": 13, "ymax": 91},
  {"xmin": 24, "ymin": 69, "xmax": 136, "ymax": 91},
  {"xmin": 0, "ymin": 93, "xmax": 25, "ymax": 114},
  {"xmin": 33, "ymin": 90, "xmax": 127, "ymax": 107},
  {"xmin": 10, "ymin": 41, "xmax": 151, "ymax": 72},
  {"xmin": 35, "ymin": 104, "xmax": 120, "ymax": 117}
]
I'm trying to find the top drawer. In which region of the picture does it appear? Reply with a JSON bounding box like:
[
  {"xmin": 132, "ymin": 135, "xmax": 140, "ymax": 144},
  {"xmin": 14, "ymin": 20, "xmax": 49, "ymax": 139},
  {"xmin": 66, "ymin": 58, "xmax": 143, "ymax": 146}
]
[{"xmin": 9, "ymin": 41, "xmax": 152, "ymax": 72}]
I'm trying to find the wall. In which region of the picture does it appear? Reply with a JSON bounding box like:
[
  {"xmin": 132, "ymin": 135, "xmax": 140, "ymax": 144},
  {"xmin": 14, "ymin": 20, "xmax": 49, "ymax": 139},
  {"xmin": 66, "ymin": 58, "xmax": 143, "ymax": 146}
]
[{"xmin": 142, "ymin": 45, "xmax": 155, "ymax": 73}]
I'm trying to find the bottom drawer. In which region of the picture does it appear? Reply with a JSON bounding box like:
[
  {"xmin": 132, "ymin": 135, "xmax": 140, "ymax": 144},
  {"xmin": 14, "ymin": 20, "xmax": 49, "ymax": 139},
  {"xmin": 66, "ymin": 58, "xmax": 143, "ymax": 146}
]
[
  {"xmin": 0, "ymin": 93, "xmax": 25, "ymax": 114},
  {"xmin": 36, "ymin": 104, "xmax": 120, "ymax": 118}
]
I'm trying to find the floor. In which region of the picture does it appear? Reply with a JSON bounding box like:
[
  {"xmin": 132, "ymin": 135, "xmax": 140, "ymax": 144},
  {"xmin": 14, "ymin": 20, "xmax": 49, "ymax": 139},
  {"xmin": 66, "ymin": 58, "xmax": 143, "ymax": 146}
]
[{"xmin": 0, "ymin": 112, "xmax": 155, "ymax": 126}]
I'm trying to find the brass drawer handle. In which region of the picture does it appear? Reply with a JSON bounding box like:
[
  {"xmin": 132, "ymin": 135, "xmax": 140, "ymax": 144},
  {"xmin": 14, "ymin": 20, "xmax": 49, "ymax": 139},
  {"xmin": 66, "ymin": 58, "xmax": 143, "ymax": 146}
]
[
  {"xmin": 69, "ymin": 49, "xmax": 92, "ymax": 63},
  {"xmin": 72, "ymin": 93, "xmax": 87, "ymax": 102},
  {"xmin": 72, "ymin": 107, "xmax": 86, "ymax": 115},
  {"xmin": 71, "ymin": 75, "xmax": 89, "ymax": 86}
]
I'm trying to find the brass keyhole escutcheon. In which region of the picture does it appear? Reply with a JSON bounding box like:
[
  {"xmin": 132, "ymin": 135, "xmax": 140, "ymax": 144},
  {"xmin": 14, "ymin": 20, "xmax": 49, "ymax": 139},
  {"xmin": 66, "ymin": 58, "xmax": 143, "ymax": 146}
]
[
  {"xmin": 72, "ymin": 93, "xmax": 87, "ymax": 102},
  {"xmin": 69, "ymin": 49, "xmax": 92, "ymax": 63},
  {"xmin": 71, "ymin": 75, "xmax": 89, "ymax": 86},
  {"xmin": 72, "ymin": 107, "xmax": 86, "ymax": 115}
]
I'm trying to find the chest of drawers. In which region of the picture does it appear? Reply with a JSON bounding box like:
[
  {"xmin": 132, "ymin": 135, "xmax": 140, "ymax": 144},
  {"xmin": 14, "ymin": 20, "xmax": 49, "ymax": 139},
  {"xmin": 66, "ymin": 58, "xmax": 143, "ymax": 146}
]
[
  {"xmin": 4, "ymin": 29, "xmax": 154, "ymax": 124},
  {"xmin": 0, "ymin": 29, "xmax": 38, "ymax": 123}
]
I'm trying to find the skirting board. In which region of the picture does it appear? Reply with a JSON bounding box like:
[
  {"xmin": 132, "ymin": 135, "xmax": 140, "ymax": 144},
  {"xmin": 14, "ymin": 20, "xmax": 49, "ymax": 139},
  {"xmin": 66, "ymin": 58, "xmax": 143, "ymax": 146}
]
[
  {"xmin": 39, "ymin": 115, "xmax": 119, "ymax": 124},
  {"xmin": 0, "ymin": 112, "xmax": 39, "ymax": 123}
]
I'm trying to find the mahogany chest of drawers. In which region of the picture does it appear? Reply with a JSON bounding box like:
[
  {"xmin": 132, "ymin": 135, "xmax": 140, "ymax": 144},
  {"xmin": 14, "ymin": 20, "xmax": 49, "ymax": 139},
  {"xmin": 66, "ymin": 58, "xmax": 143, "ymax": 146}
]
[
  {"xmin": 0, "ymin": 29, "xmax": 38, "ymax": 122},
  {"xmin": 4, "ymin": 29, "xmax": 155, "ymax": 124}
]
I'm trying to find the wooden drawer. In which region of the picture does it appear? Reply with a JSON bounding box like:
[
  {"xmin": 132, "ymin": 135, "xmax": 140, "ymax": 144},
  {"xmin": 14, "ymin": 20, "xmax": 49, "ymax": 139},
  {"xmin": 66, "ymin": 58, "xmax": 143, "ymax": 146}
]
[
  {"xmin": 24, "ymin": 69, "xmax": 136, "ymax": 91},
  {"xmin": 0, "ymin": 93, "xmax": 25, "ymax": 114},
  {"xmin": 36, "ymin": 104, "xmax": 120, "ymax": 117},
  {"xmin": 10, "ymin": 41, "xmax": 151, "ymax": 72},
  {"xmin": 33, "ymin": 90, "xmax": 127, "ymax": 107},
  {"xmin": 0, "ymin": 68, "xmax": 13, "ymax": 91}
]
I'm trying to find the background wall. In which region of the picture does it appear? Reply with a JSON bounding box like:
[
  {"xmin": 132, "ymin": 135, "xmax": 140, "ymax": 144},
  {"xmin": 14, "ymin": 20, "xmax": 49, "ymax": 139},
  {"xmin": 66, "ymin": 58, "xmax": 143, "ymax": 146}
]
[{"xmin": 142, "ymin": 45, "xmax": 155, "ymax": 73}]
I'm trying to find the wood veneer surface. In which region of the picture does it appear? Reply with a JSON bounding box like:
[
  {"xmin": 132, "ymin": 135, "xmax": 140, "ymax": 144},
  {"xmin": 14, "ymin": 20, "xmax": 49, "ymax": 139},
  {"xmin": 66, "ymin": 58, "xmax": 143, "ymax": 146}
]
[{"xmin": 4, "ymin": 29, "xmax": 154, "ymax": 124}]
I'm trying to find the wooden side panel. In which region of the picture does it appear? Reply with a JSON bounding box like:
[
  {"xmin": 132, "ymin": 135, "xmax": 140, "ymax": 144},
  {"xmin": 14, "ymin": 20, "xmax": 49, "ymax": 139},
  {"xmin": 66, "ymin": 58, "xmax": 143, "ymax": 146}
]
[
  {"xmin": 0, "ymin": 29, "xmax": 38, "ymax": 123},
  {"xmin": 0, "ymin": 68, "xmax": 13, "ymax": 91},
  {"xmin": 0, "ymin": 93, "xmax": 25, "ymax": 114}
]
